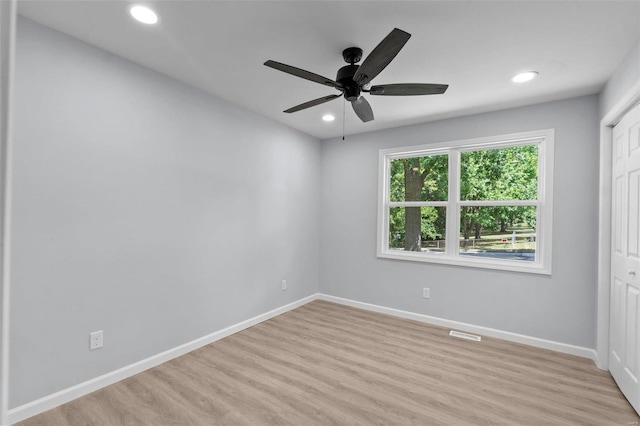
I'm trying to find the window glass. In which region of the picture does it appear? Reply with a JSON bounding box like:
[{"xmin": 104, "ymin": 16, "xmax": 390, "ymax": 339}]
[
  {"xmin": 390, "ymin": 154, "xmax": 448, "ymax": 202},
  {"xmin": 389, "ymin": 206, "xmax": 446, "ymax": 252},
  {"xmin": 460, "ymin": 145, "xmax": 538, "ymax": 201},
  {"xmin": 459, "ymin": 206, "xmax": 536, "ymax": 262}
]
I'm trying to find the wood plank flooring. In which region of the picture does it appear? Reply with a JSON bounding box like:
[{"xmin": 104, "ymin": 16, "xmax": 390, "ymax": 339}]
[{"xmin": 17, "ymin": 300, "xmax": 640, "ymax": 425}]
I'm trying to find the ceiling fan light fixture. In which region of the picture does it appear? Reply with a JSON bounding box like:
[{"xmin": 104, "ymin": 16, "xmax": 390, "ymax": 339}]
[
  {"xmin": 129, "ymin": 5, "xmax": 159, "ymax": 24},
  {"xmin": 322, "ymin": 114, "xmax": 335, "ymax": 122},
  {"xmin": 512, "ymin": 71, "xmax": 538, "ymax": 83}
]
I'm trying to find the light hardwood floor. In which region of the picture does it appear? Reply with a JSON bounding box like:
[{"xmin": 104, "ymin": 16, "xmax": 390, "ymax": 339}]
[{"xmin": 17, "ymin": 300, "xmax": 640, "ymax": 425}]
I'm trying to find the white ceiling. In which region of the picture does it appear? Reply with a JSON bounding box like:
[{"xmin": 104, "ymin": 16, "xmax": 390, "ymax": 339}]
[{"xmin": 17, "ymin": 1, "xmax": 640, "ymax": 140}]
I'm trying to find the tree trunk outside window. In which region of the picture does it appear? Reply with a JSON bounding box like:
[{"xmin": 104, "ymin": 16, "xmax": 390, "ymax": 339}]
[{"xmin": 404, "ymin": 161, "xmax": 426, "ymax": 251}]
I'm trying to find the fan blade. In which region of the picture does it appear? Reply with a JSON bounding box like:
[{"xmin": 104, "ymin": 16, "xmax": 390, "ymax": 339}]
[
  {"xmin": 265, "ymin": 60, "xmax": 342, "ymax": 90},
  {"xmin": 284, "ymin": 94, "xmax": 342, "ymax": 113},
  {"xmin": 369, "ymin": 83, "xmax": 448, "ymax": 96},
  {"xmin": 353, "ymin": 28, "xmax": 411, "ymax": 86},
  {"xmin": 351, "ymin": 97, "xmax": 374, "ymax": 122}
]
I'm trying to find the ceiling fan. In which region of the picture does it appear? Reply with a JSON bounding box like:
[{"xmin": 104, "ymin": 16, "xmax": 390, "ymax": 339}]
[{"xmin": 264, "ymin": 28, "xmax": 448, "ymax": 123}]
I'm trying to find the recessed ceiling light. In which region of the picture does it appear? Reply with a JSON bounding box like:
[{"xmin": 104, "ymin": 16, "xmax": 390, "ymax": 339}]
[
  {"xmin": 512, "ymin": 71, "xmax": 538, "ymax": 83},
  {"xmin": 129, "ymin": 5, "xmax": 158, "ymax": 25},
  {"xmin": 322, "ymin": 114, "xmax": 335, "ymax": 122}
]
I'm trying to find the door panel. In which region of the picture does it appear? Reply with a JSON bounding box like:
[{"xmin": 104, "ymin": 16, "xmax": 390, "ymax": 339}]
[
  {"xmin": 626, "ymin": 285, "xmax": 639, "ymax": 378},
  {"xmin": 616, "ymin": 175, "xmax": 624, "ymax": 253},
  {"xmin": 630, "ymin": 170, "xmax": 640, "ymax": 257},
  {"xmin": 612, "ymin": 276, "xmax": 623, "ymax": 363},
  {"xmin": 617, "ymin": 133, "xmax": 625, "ymax": 162},
  {"xmin": 630, "ymin": 122, "xmax": 640, "ymax": 154}
]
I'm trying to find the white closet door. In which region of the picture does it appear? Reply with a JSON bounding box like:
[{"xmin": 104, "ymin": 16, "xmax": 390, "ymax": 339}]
[{"xmin": 610, "ymin": 101, "xmax": 640, "ymax": 414}]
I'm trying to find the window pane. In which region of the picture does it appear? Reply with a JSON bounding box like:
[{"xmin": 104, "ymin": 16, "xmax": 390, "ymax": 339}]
[
  {"xmin": 460, "ymin": 145, "xmax": 538, "ymax": 201},
  {"xmin": 389, "ymin": 206, "xmax": 446, "ymax": 252},
  {"xmin": 390, "ymin": 155, "xmax": 448, "ymax": 202},
  {"xmin": 459, "ymin": 206, "xmax": 536, "ymax": 261}
]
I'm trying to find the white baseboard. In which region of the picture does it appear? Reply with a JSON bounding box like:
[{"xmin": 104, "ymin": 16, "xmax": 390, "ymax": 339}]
[
  {"xmin": 7, "ymin": 294, "xmax": 318, "ymax": 425},
  {"xmin": 317, "ymin": 294, "xmax": 598, "ymax": 363}
]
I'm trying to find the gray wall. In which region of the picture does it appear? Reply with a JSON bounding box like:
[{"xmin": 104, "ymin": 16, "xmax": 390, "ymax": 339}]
[
  {"xmin": 320, "ymin": 95, "xmax": 600, "ymax": 349},
  {"xmin": 10, "ymin": 18, "xmax": 321, "ymax": 408},
  {"xmin": 599, "ymin": 39, "xmax": 640, "ymax": 118}
]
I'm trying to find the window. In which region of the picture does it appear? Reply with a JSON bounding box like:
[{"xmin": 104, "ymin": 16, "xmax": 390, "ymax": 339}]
[{"xmin": 377, "ymin": 129, "xmax": 554, "ymax": 274}]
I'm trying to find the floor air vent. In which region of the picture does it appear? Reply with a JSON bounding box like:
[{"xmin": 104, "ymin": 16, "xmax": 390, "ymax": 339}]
[{"xmin": 449, "ymin": 330, "xmax": 481, "ymax": 342}]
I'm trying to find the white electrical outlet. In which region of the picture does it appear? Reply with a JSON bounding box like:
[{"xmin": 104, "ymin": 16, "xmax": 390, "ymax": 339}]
[
  {"xmin": 90, "ymin": 330, "xmax": 103, "ymax": 351},
  {"xmin": 422, "ymin": 288, "xmax": 430, "ymax": 299},
  {"xmin": 281, "ymin": 279, "xmax": 287, "ymax": 291}
]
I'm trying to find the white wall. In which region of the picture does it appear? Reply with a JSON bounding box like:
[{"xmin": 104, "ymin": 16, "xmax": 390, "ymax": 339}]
[
  {"xmin": 320, "ymin": 95, "xmax": 600, "ymax": 349},
  {"xmin": 10, "ymin": 18, "xmax": 321, "ymax": 408}
]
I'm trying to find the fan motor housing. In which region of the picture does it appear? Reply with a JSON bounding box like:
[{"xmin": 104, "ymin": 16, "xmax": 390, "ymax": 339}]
[
  {"xmin": 336, "ymin": 65, "xmax": 358, "ymax": 85},
  {"xmin": 336, "ymin": 64, "xmax": 361, "ymax": 101}
]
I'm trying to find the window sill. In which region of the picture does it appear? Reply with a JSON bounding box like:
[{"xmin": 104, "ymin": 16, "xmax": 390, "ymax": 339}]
[{"xmin": 377, "ymin": 250, "xmax": 551, "ymax": 275}]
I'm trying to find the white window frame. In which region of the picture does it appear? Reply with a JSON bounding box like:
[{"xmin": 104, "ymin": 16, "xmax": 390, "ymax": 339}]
[{"xmin": 377, "ymin": 129, "xmax": 554, "ymax": 275}]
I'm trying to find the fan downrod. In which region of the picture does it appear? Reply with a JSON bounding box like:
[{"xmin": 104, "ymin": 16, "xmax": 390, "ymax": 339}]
[{"xmin": 342, "ymin": 47, "xmax": 363, "ymax": 65}]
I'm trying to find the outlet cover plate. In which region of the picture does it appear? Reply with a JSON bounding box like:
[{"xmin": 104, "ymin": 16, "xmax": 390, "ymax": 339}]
[{"xmin": 90, "ymin": 330, "xmax": 103, "ymax": 351}]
